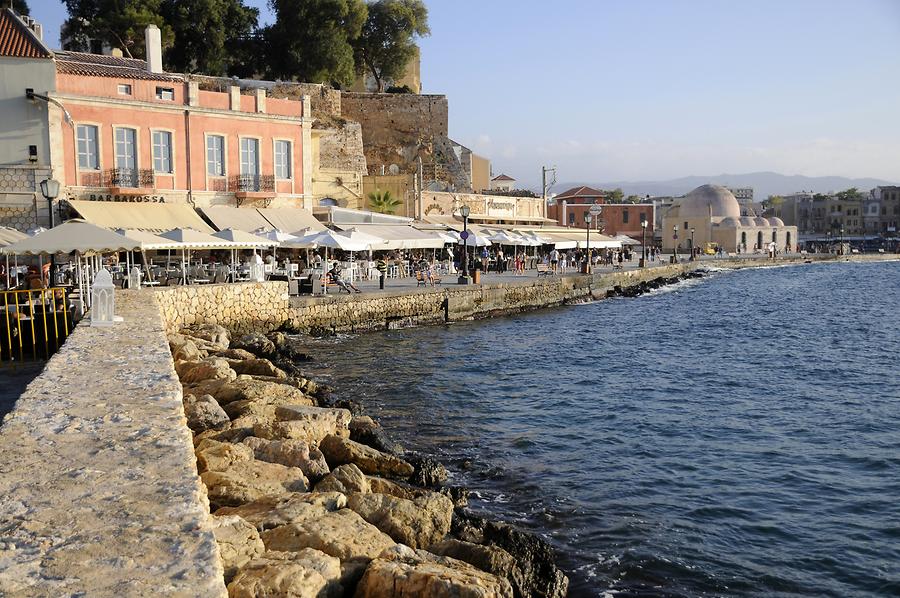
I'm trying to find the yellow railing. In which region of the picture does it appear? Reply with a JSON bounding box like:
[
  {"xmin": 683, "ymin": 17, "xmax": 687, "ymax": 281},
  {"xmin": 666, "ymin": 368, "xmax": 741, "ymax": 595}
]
[{"xmin": 1, "ymin": 288, "xmax": 72, "ymax": 364}]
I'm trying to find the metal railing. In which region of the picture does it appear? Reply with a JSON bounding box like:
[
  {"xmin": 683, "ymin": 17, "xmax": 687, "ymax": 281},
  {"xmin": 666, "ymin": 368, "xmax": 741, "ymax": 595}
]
[
  {"xmin": 229, "ymin": 174, "xmax": 275, "ymax": 193},
  {"xmin": 1, "ymin": 288, "xmax": 73, "ymax": 364},
  {"xmin": 104, "ymin": 168, "xmax": 155, "ymax": 188}
]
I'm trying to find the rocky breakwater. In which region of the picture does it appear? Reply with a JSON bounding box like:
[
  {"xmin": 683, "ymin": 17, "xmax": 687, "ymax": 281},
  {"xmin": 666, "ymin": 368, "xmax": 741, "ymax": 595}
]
[
  {"xmin": 170, "ymin": 324, "xmax": 569, "ymax": 598},
  {"xmin": 605, "ymin": 268, "xmax": 706, "ymax": 299}
]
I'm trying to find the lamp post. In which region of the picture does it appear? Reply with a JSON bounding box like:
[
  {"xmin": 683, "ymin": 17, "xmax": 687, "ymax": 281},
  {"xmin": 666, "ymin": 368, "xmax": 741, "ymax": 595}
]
[
  {"xmin": 458, "ymin": 205, "xmax": 471, "ymax": 284},
  {"xmin": 584, "ymin": 213, "xmax": 592, "ymax": 274},
  {"xmin": 39, "ymin": 178, "xmax": 60, "ymax": 228},
  {"xmin": 640, "ymin": 219, "xmax": 648, "ymax": 267},
  {"xmin": 840, "ymin": 227, "xmax": 845, "ymax": 255},
  {"xmin": 672, "ymin": 225, "xmax": 679, "ymax": 263},
  {"xmin": 689, "ymin": 227, "xmax": 696, "ymax": 261}
]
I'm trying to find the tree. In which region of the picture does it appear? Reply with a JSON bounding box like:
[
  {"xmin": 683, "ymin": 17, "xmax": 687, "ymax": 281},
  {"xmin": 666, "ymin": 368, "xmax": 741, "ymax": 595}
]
[
  {"xmin": 61, "ymin": 0, "xmax": 172, "ymax": 58},
  {"xmin": 352, "ymin": 0, "xmax": 429, "ymax": 93},
  {"xmin": 11, "ymin": 0, "xmax": 29, "ymax": 16},
  {"xmin": 835, "ymin": 187, "xmax": 863, "ymax": 202},
  {"xmin": 606, "ymin": 188, "xmax": 624, "ymax": 203},
  {"xmin": 265, "ymin": 0, "xmax": 367, "ymax": 87},
  {"xmin": 367, "ymin": 189, "xmax": 401, "ymax": 214},
  {"xmin": 161, "ymin": 0, "xmax": 258, "ymax": 75}
]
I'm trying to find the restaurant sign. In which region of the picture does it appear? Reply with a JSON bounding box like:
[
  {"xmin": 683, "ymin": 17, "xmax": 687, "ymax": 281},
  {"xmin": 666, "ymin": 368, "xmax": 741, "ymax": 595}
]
[{"xmin": 72, "ymin": 193, "xmax": 168, "ymax": 203}]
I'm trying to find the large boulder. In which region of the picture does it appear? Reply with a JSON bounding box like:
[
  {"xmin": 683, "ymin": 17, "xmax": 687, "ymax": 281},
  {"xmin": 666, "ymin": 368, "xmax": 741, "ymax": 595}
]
[
  {"xmin": 206, "ymin": 348, "xmax": 256, "ymax": 361},
  {"xmin": 176, "ymin": 358, "xmax": 236, "ymax": 384},
  {"xmin": 407, "ymin": 455, "xmax": 449, "ymax": 488},
  {"xmin": 201, "ymin": 459, "xmax": 308, "ymax": 509},
  {"xmin": 428, "ymin": 540, "xmax": 521, "ymax": 597},
  {"xmin": 242, "ymin": 436, "xmax": 330, "ymax": 480},
  {"xmin": 346, "ymin": 491, "xmax": 453, "ymax": 549},
  {"xmin": 259, "ymin": 509, "xmax": 395, "ymax": 562},
  {"xmin": 216, "ymin": 492, "xmax": 347, "ymax": 532},
  {"xmin": 183, "ymin": 394, "xmax": 229, "ymax": 433},
  {"xmin": 314, "ymin": 464, "xmax": 370, "ymax": 494},
  {"xmin": 355, "ymin": 544, "xmax": 513, "ymax": 598},
  {"xmin": 215, "ymin": 377, "xmax": 312, "ymax": 406},
  {"xmin": 349, "ymin": 416, "xmax": 404, "ymax": 455},
  {"xmin": 451, "ymin": 513, "xmax": 569, "ymax": 598},
  {"xmin": 169, "ymin": 333, "xmax": 202, "ymax": 361},
  {"xmin": 209, "ymin": 515, "xmax": 265, "ymax": 583},
  {"xmin": 222, "ymin": 391, "xmax": 315, "ymax": 420},
  {"xmin": 227, "ymin": 549, "xmax": 343, "ymax": 598},
  {"xmin": 182, "ymin": 323, "xmax": 230, "ymax": 350},
  {"xmin": 195, "ymin": 439, "xmax": 254, "ymax": 474},
  {"xmin": 226, "ymin": 358, "xmax": 287, "ymax": 379},
  {"xmin": 231, "ymin": 332, "xmax": 276, "ymax": 358},
  {"xmin": 319, "ymin": 435, "xmax": 414, "ymax": 478},
  {"xmin": 252, "ymin": 407, "xmax": 351, "ymax": 445}
]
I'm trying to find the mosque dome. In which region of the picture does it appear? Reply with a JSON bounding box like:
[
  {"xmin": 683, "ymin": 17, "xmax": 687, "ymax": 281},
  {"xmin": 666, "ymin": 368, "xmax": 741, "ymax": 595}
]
[
  {"xmin": 674, "ymin": 185, "xmax": 742, "ymax": 219},
  {"xmin": 719, "ymin": 217, "xmax": 740, "ymax": 227},
  {"xmin": 754, "ymin": 217, "xmax": 769, "ymax": 226},
  {"xmin": 768, "ymin": 217, "xmax": 785, "ymax": 226},
  {"xmin": 739, "ymin": 217, "xmax": 755, "ymax": 226}
]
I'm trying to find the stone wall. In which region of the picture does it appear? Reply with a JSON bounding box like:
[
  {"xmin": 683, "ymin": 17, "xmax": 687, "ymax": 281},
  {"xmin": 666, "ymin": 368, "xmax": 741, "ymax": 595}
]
[
  {"xmin": 0, "ymin": 291, "xmax": 226, "ymax": 596},
  {"xmin": 317, "ymin": 121, "xmax": 367, "ymax": 173},
  {"xmin": 155, "ymin": 282, "xmax": 290, "ymax": 336}
]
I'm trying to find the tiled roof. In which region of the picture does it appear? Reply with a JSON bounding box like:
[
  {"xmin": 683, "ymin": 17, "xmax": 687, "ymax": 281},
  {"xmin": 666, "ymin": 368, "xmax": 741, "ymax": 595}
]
[
  {"xmin": 492, "ymin": 174, "xmax": 515, "ymax": 181},
  {"xmin": 555, "ymin": 186, "xmax": 607, "ymax": 200},
  {"xmin": 0, "ymin": 8, "xmax": 52, "ymax": 59},
  {"xmin": 54, "ymin": 50, "xmax": 184, "ymax": 82}
]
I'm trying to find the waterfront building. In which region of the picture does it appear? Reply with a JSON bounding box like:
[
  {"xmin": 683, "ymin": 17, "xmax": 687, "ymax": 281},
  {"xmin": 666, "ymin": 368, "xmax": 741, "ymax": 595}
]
[
  {"xmin": 547, "ymin": 186, "xmax": 655, "ymax": 239},
  {"xmin": 661, "ymin": 184, "xmax": 797, "ymax": 253},
  {"xmin": 489, "ymin": 174, "xmax": 516, "ymax": 192},
  {"xmin": 0, "ymin": 9, "xmax": 322, "ymax": 232}
]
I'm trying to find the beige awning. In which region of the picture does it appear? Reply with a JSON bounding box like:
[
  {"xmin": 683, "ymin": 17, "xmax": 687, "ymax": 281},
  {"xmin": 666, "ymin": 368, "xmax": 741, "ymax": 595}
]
[
  {"xmin": 0, "ymin": 226, "xmax": 27, "ymax": 247},
  {"xmin": 200, "ymin": 206, "xmax": 274, "ymax": 233},
  {"xmin": 256, "ymin": 208, "xmax": 325, "ymax": 234},
  {"xmin": 68, "ymin": 200, "xmax": 214, "ymax": 233},
  {"xmin": 1, "ymin": 219, "xmax": 143, "ymax": 255}
]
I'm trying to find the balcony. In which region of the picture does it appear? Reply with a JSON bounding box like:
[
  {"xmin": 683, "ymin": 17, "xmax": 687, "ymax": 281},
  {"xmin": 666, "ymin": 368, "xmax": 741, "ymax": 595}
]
[
  {"xmin": 230, "ymin": 174, "xmax": 275, "ymax": 204},
  {"xmin": 103, "ymin": 168, "xmax": 155, "ymax": 193}
]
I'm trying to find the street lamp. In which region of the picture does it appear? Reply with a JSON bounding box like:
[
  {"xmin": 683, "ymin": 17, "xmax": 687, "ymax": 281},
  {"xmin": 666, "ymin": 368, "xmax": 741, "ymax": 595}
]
[
  {"xmin": 689, "ymin": 227, "xmax": 696, "ymax": 261},
  {"xmin": 840, "ymin": 227, "xmax": 845, "ymax": 255},
  {"xmin": 457, "ymin": 205, "xmax": 471, "ymax": 284},
  {"xmin": 640, "ymin": 219, "xmax": 648, "ymax": 267},
  {"xmin": 584, "ymin": 213, "xmax": 593, "ymax": 274},
  {"xmin": 39, "ymin": 178, "xmax": 60, "ymax": 228},
  {"xmin": 672, "ymin": 224, "xmax": 679, "ymax": 263}
]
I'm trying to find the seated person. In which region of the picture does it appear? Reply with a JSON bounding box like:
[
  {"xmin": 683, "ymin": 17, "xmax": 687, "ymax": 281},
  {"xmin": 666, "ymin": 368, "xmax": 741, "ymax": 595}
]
[{"xmin": 328, "ymin": 263, "xmax": 361, "ymax": 294}]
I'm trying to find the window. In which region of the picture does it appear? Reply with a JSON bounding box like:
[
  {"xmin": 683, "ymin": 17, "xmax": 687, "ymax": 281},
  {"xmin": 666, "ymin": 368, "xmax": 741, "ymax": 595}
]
[
  {"xmin": 275, "ymin": 140, "xmax": 292, "ymax": 179},
  {"xmin": 155, "ymin": 86, "xmax": 175, "ymax": 101},
  {"xmin": 152, "ymin": 130, "xmax": 173, "ymax": 173},
  {"xmin": 117, "ymin": 84, "xmax": 132, "ymax": 95},
  {"xmin": 114, "ymin": 127, "xmax": 137, "ymax": 186},
  {"xmin": 568, "ymin": 212, "xmax": 575, "ymax": 225},
  {"xmin": 76, "ymin": 124, "xmax": 99, "ymax": 170},
  {"xmin": 622, "ymin": 209, "xmax": 629, "ymax": 224},
  {"xmin": 684, "ymin": 221, "xmax": 688, "ymax": 231},
  {"xmin": 206, "ymin": 135, "xmax": 225, "ymax": 176},
  {"xmin": 640, "ymin": 212, "xmax": 647, "ymax": 224},
  {"xmin": 240, "ymin": 138, "xmax": 259, "ymax": 176}
]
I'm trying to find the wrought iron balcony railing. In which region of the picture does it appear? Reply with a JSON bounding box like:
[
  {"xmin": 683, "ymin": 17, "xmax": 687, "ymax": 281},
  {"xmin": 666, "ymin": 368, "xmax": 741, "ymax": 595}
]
[
  {"xmin": 229, "ymin": 174, "xmax": 275, "ymax": 193},
  {"xmin": 103, "ymin": 168, "xmax": 154, "ymax": 189}
]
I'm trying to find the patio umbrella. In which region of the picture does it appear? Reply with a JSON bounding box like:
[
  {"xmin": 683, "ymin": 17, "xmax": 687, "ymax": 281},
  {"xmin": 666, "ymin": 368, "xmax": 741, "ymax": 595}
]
[
  {"xmin": 159, "ymin": 228, "xmax": 241, "ymax": 283},
  {"xmin": 214, "ymin": 228, "xmax": 277, "ymax": 279},
  {"xmin": 291, "ymin": 228, "xmax": 371, "ymax": 294}
]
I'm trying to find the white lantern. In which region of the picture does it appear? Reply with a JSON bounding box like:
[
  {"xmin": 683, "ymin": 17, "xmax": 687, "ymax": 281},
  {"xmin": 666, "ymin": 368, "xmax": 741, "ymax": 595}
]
[
  {"xmin": 128, "ymin": 266, "xmax": 142, "ymax": 289},
  {"xmin": 90, "ymin": 268, "xmax": 116, "ymax": 326},
  {"xmin": 249, "ymin": 263, "xmax": 265, "ymax": 282}
]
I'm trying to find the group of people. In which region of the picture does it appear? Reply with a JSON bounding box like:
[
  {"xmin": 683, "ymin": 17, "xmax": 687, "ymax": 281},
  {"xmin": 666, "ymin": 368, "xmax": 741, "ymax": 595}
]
[{"xmin": 543, "ymin": 246, "xmax": 647, "ymax": 273}]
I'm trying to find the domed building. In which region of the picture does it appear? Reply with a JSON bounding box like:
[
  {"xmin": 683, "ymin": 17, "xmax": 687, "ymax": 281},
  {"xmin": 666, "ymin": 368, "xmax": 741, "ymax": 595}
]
[{"xmin": 662, "ymin": 184, "xmax": 798, "ymax": 254}]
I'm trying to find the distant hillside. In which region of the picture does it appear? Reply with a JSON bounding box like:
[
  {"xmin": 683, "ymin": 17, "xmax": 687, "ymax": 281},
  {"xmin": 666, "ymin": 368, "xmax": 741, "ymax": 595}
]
[{"xmin": 554, "ymin": 172, "xmax": 898, "ymax": 200}]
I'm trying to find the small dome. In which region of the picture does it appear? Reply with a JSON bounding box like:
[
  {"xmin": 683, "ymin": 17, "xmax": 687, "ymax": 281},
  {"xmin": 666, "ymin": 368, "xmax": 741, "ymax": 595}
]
[
  {"xmin": 740, "ymin": 216, "xmax": 755, "ymax": 226},
  {"xmin": 768, "ymin": 217, "xmax": 785, "ymax": 227},
  {"xmin": 754, "ymin": 217, "xmax": 769, "ymax": 226},
  {"xmin": 674, "ymin": 185, "xmax": 742, "ymax": 219},
  {"xmin": 719, "ymin": 217, "xmax": 740, "ymax": 227}
]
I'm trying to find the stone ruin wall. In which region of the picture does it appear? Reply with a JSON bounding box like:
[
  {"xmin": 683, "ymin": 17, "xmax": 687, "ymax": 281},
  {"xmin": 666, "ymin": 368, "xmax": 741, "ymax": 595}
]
[{"xmin": 317, "ymin": 121, "xmax": 367, "ymax": 174}]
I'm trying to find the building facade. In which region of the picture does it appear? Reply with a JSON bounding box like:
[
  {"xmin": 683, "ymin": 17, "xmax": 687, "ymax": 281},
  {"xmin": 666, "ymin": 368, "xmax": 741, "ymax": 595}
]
[
  {"xmin": 546, "ymin": 186, "xmax": 655, "ymax": 239},
  {"xmin": 0, "ymin": 13, "xmax": 316, "ymax": 231}
]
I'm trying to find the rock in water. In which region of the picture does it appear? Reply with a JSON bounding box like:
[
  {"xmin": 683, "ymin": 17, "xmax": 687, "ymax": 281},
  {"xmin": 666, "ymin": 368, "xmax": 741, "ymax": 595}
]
[
  {"xmin": 319, "ymin": 435, "xmax": 414, "ymax": 478},
  {"xmin": 346, "ymin": 491, "xmax": 453, "ymax": 549},
  {"xmin": 227, "ymin": 549, "xmax": 343, "ymax": 598},
  {"xmin": 183, "ymin": 394, "xmax": 229, "ymax": 433},
  {"xmin": 451, "ymin": 513, "xmax": 569, "ymax": 598},
  {"xmin": 349, "ymin": 416, "xmax": 404, "ymax": 455},
  {"xmin": 209, "ymin": 514, "xmax": 264, "ymax": 583},
  {"xmin": 429, "ymin": 539, "xmax": 522, "ymax": 597},
  {"xmin": 407, "ymin": 454, "xmax": 449, "ymax": 487},
  {"xmin": 216, "ymin": 492, "xmax": 347, "ymax": 532},
  {"xmin": 260, "ymin": 509, "xmax": 395, "ymax": 561},
  {"xmin": 231, "ymin": 332, "xmax": 277, "ymax": 358},
  {"xmin": 355, "ymin": 544, "xmax": 513, "ymax": 598}
]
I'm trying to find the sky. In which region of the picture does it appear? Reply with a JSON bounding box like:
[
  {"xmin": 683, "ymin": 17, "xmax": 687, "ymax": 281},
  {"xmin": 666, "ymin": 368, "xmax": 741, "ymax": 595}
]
[{"xmin": 28, "ymin": 0, "xmax": 900, "ymax": 188}]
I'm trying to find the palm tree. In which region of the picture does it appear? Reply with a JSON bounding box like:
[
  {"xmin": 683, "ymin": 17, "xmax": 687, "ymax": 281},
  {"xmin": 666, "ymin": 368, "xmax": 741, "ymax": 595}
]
[{"xmin": 367, "ymin": 189, "xmax": 401, "ymax": 214}]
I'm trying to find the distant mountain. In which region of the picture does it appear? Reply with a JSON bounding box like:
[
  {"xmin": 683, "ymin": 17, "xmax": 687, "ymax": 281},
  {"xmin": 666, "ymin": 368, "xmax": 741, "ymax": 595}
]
[{"xmin": 554, "ymin": 172, "xmax": 898, "ymax": 201}]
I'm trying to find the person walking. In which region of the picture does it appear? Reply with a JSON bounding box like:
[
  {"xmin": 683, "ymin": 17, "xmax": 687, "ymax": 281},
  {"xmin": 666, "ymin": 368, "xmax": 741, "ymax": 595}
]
[
  {"xmin": 376, "ymin": 256, "xmax": 387, "ymax": 290},
  {"xmin": 549, "ymin": 248, "xmax": 560, "ymax": 273}
]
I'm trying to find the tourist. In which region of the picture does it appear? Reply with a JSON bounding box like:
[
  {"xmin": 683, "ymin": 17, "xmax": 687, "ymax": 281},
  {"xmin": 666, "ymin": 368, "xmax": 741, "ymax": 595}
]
[
  {"xmin": 549, "ymin": 248, "xmax": 560, "ymax": 273},
  {"xmin": 328, "ymin": 263, "xmax": 361, "ymax": 294},
  {"xmin": 376, "ymin": 257, "xmax": 387, "ymax": 289}
]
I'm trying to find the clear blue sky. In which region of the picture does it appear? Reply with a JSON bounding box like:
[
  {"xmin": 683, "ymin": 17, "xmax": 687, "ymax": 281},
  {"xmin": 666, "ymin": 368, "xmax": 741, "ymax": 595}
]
[{"xmin": 29, "ymin": 0, "xmax": 900, "ymax": 187}]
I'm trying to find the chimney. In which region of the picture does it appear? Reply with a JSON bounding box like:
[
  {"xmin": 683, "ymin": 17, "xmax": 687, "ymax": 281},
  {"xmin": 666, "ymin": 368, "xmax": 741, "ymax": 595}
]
[
  {"xmin": 111, "ymin": 48, "xmax": 123, "ymax": 58},
  {"xmin": 144, "ymin": 24, "xmax": 163, "ymax": 73}
]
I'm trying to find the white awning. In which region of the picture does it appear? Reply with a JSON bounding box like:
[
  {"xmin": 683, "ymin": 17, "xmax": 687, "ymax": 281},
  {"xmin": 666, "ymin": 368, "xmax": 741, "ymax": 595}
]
[
  {"xmin": 332, "ymin": 223, "xmax": 446, "ymax": 250},
  {"xmin": 68, "ymin": 200, "xmax": 214, "ymax": 233}
]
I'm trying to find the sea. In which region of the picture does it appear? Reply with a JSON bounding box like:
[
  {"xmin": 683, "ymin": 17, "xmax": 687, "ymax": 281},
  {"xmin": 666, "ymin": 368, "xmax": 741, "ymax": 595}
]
[{"xmin": 297, "ymin": 260, "xmax": 900, "ymax": 597}]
